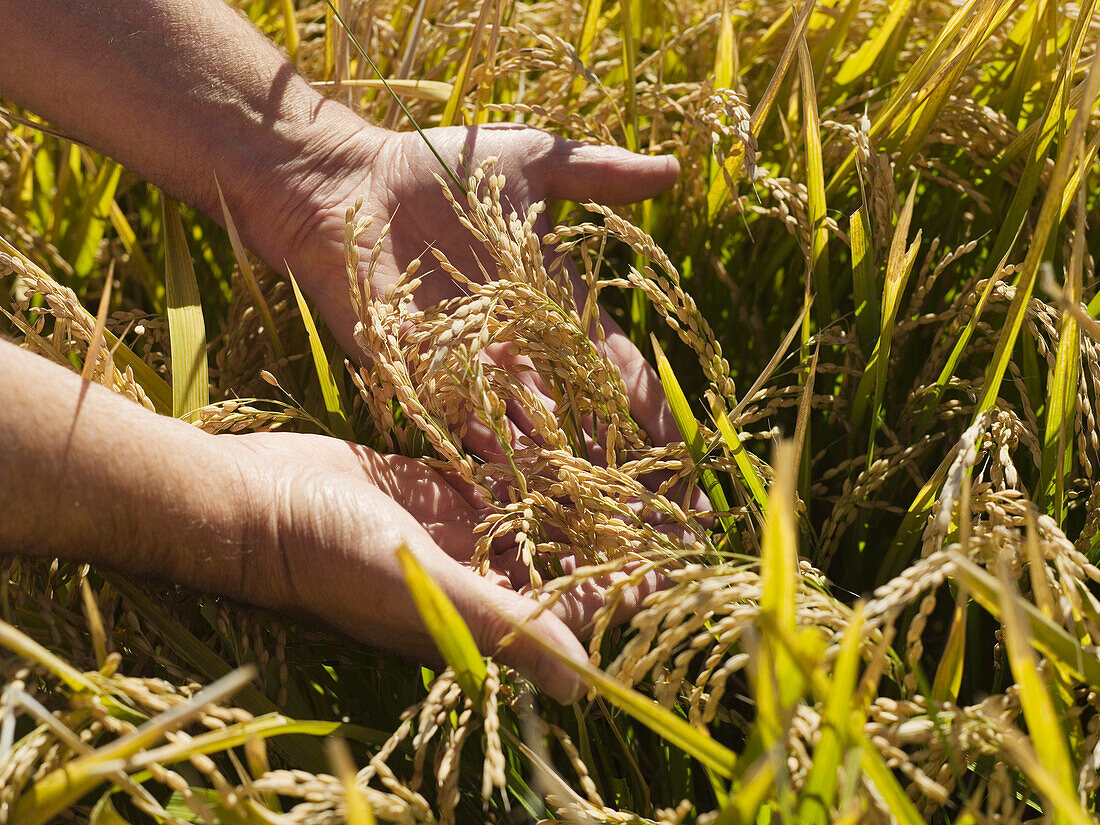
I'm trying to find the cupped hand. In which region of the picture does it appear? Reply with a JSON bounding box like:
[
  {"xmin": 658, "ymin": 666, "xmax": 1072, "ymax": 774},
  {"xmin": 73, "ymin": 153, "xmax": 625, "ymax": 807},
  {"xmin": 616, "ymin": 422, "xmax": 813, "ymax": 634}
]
[
  {"xmin": 280, "ymin": 124, "xmax": 685, "ymax": 457},
  {"xmin": 226, "ymin": 431, "xmax": 662, "ymax": 702}
]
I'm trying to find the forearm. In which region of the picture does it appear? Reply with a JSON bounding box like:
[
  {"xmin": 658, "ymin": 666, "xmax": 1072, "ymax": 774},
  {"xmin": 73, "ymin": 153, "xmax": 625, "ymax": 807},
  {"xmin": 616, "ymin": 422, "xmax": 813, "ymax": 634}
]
[
  {"xmin": 0, "ymin": 338, "xmax": 250, "ymax": 588},
  {"xmin": 0, "ymin": 0, "xmax": 379, "ymax": 274}
]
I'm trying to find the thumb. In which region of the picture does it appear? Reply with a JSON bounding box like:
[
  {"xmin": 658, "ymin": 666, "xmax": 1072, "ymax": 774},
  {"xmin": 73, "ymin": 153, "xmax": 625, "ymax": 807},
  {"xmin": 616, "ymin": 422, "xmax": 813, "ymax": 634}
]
[
  {"xmin": 542, "ymin": 140, "xmax": 680, "ymax": 205},
  {"xmin": 447, "ymin": 570, "xmax": 589, "ymax": 704}
]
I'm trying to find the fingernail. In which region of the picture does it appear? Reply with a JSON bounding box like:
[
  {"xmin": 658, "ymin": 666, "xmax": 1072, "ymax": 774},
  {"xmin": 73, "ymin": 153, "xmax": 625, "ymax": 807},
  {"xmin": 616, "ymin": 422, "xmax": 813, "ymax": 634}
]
[{"xmin": 551, "ymin": 671, "xmax": 586, "ymax": 705}]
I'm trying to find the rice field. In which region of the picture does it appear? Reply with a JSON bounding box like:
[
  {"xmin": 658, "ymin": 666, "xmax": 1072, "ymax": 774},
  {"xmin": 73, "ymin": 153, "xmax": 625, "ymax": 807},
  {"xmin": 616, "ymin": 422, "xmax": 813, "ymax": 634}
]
[{"xmin": 3, "ymin": 0, "xmax": 1100, "ymax": 822}]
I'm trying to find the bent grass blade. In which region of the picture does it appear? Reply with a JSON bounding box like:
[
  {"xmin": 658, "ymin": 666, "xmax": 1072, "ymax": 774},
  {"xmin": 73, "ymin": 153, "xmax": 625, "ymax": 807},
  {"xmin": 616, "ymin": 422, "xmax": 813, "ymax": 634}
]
[
  {"xmin": 497, "ymin": 610, "xmax": 738, "ymax": 780},
  {"xmin": 12, "ymin": 668, "xmax": 256, "ymax": 825},
  {"xmin": 397, "ymin": 545, "xmax": 488, "ymax": 705},
  {"xmin": 949, "ymin": 554, "xmax": 1100, "ymax": 686}
]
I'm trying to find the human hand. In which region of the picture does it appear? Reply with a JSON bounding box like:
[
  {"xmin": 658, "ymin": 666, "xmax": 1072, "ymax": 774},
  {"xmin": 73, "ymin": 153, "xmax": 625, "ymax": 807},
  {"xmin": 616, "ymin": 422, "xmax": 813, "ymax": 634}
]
[
  {"xmin": 269, "ymin": 123, "xmax": 685, "ymax": 457},
  {"xmin": 0, "ymin": 339, "xmax": 656, "ymax": 703},
  {"xmin": 226, "ymin": 431, "xmax": 662, "ymax": 702}
]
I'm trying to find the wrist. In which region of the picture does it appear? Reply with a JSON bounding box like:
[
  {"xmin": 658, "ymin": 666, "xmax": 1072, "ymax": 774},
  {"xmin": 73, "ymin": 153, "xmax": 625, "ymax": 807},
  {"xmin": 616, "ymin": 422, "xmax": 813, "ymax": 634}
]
[{"xmin": 226, "ymin": 101, "xmax": 389, "ymax": 285}]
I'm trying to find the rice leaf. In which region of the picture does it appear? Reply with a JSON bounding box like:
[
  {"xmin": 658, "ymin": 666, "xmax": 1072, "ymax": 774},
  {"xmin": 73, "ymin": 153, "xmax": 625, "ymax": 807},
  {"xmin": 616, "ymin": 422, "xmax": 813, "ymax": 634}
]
[
  {"xmin": 713, "ymin": 756, "xmax": 776, "ymax": 825},
  {"xmin": 972, "ymin": 36, "xmax": 1100, "ymax": 420},
  {"xmin": 916, "ymin": 252, "xmax": 1011, "ymax": 434},
  {"xmin": 797, "ymin": 604, "xmax": 866, "ymax": 825},
  {"xmin": 1023, "ymin": 508, "xmax": 1057, "ymax": 620},
  {"xmin": 983, "ymin": 0, "xmax": 1095, "ymax": 276},
  {"xmin": 0, "ymin": 618, "xmax": 98, "ymax": 695},
  {"xmin": 81, "ymin": 261, "xmax": 113, "ymax": 384},
  {"xmin": 280, "ymin": 0, "xmax": 300, "ymax": 62},
  {"xmin": 756, "ymin": 441, "xmax": 800, "ymax": 745},
  {"xmin": 327, "ymin": 738, "xmax": 378, "ymax": 825},
  {"xmin": 999, "ymin": 731, "xmax": 1096, "ymax": 825},
  {"xmin": 163, "ymin": 197, "xmax": 209, "ymax": 420},
  {"xmin": 996, "ymin": 560, "xmax": 1077, "ymax": 825},
  {"xmin": 749, "ymin": 0, "xmax": 813, "ymax": 136},
  {"xmin": 797, "ymin": 39, "xmax": 831, "ymax": 325},
  {"xmin": 709, "ymin": 393, "xmax": 768, "ymax": 512},
  {"xmin": 1039, "ymin": 185, "xmax": 1086, "ymax": 517},
  {"xmin": 930, "ymin": 590, "xmax": 968, "ymax": 704},
  {"xmin": 891, "ymin": 0, "xmax": 1004, "ymax": 168},
  {"xmin": 287, "ymin": 265, "xmax": 354, "ymax": 441},
  {"xmin": 496, "ymin": 604, "xmax": 738, "ymax": 779},
  {"xmin": 715, "ymin": 0, "xmax": 736, "ymax": 91},
  {"xmin": 107, "ymin": 201, "xmax": 161, "ymax": 312},
  {"xmin": 850, "ymin": 177, "xmax": 922, "ymax": 444},
  {"xmin": 827, "ymin": 0, "xmax": 985, "ymax": 191},
  {"xmin": 323, "ymin": 0, "xmax": 464, "ymax": 192},
  {"xmin": 397, "ymin": 545, "xmax": 488, "ymax": 704},
  {"xmin": 707, "ymin": 0, "xmax": 813, "ymax": 217},
  {"xmin": 850, "ymin": 205, "xmax": 878, "ymax": 351},
  {"xmin": 88, "ymin": 793, "xmax": 132, "ymax": 825},
  {"xmin": 215, "ymin": 177, "xmax": 285, "ymax": 362},
  {"xmin": 79, "ymin": 575, "xmax": 109, "ymax": 669},
  {"xmin": 572, "ymin": 0, "xmax": 604, "ymax": 101},
  {"xmin": 88, "ymin": 713, "xmax": 387, "ymax": 779},
  {"xmin": 64, "ymin": 156, "xmax": 122, "ymax": 279},
  {"xmin": 651, "ymin": 334, "xmax": 736, "ymax": 536},
  {"xmin": 619, "ymin": 0, "xmax": 640, "ymax": 152},
  {"xmin": 834, "ymin": 0, "xmax": 913, "ymax": 85},
  {"xmin": 439, "ymin": 0, "xmax": 496, "ymax": 127},
  {"xmin": 811, "ymin": 0, "xmax": 862, "ymax": 78},
  {"xmin": 949, "ymin": 554, "xmax": 1100, "ymax": 685},
  {"xmin": 311, "ymin": 77, "xmax": 453, "ymax": 103},
  {"xmin": 854, "ymin": 729, "xmax": 927, "ymax": 825}
]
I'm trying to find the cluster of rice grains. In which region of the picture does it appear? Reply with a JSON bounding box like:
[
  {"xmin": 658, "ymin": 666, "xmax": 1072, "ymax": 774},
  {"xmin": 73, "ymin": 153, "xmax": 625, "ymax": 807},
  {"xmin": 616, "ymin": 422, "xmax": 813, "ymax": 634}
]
[{"xmin": 4, "ymin": 0, "xmax": 1100, "ymax": 822}]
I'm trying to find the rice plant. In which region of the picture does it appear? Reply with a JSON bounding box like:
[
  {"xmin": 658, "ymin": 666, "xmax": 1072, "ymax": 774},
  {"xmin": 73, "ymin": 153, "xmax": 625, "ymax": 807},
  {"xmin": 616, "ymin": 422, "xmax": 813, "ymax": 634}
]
[{"xmin": 4, "ymin": 0, "xmax": 1100, "ymax": 823}]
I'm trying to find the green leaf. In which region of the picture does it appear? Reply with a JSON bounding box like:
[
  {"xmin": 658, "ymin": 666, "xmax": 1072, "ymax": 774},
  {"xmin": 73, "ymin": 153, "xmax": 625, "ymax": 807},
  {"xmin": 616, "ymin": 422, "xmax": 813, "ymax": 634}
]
[
  {"xmin": 397, "ymin": 545, "xmax": 488, "ymax": 704},
  {"xmin": 327, "ymin": 738, "xmax": 378, "ymax": 825},
  {"xmin": 850, "ymin": 206, "xmax": 878, "ymax": 351},
  {"xmin": 438, "ymin": 0, "xmax": 496, "ymax": 127},
  {"xmin": 797, "ymin": 605, "xmax": 866, "ymax": 825},
  {"xmin": 89, "ymin": 793, "xmax": 134, "ymax": 825},
  {"xmin": 709, "ymin": 394, "xmax": 769, "ymax": 512},
  {"xmin": 287, "ymin": 266, "xmax": 354, "ymax": 440},
  {"xmin": 798, "ymin": 39, "xmax": 830, "ymax": 325},
  {"xmin": 64, "ymin": 157, "xmax": 122, "ymax": 279},
  {"xmin": 714, "ymin": 0, "xmax": 736, "ymax": 91},
  {"xmin": 499, "ymin": 607, "xmax": 738, "ymax": 779},
  {"xmin": 651, "ymin": 334, "xmax": 736, "ymax": 537},
  {"xmin": 215, "ymin": 177, "xmax": 285, "ymax": 362},
  {"xmin": 949, "ymin": 554, "xmax": 1100, "ymax": 686},
  {"xmin": 755, "ymin": 442, "xmax": 801, "ymax": 750},
  {"xmin": 163, "ymin": 197, "xmax": 209, "ymax": 419},
  {"xmin": 930, "ymin": 591, "xmax": 968, "ymax": 705},
  {"xmin": 996, "ymin": 561, "xmax": 1077, "ymax": 825},
  {"xmin": 854, "ymin": 729, "xmax": 928, "ymax": 825},
  {"xmin": 834, "ymin": 0, "xmax": 913, "ymax": 85},
  {"xmin": 850, "ymin": 177, "xmax": 922, "ymax": 446}
]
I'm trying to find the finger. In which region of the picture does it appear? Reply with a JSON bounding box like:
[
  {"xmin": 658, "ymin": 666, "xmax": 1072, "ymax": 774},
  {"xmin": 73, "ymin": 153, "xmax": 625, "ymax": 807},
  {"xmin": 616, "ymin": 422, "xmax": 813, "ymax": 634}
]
[
  {"xmin": 535, "ymin": 560, "xmax": 669, "ymax": 637},
  {"xmin": 596, "ymin": 308, "xmax": 682, "ymax": 447},
  {"xmin": 541, "ymin": 140, "xmax": 680, "ymax": 205},
  {"xmin": 440, "ymin": 563, "xmax": 589, "ymax": 704}
]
